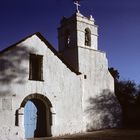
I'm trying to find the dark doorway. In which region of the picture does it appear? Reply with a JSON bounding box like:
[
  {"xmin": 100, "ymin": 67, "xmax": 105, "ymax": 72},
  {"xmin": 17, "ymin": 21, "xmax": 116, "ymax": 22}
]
[{"xmin": 22, "ymin": 94, "xmax": 52, "ymax": 139}]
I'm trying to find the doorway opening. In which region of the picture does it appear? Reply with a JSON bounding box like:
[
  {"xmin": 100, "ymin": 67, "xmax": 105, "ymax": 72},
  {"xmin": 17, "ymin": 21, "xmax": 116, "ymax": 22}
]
[{"xmin": 21, "ymin": 94, "xmax": 52, "ymax": 139}]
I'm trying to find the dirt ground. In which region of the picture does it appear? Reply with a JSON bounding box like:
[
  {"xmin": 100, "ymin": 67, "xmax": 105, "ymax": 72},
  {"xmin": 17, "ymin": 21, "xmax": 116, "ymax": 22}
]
[{"xmin": 28, "ymin": 129, "xmax": 140, "ymax": 140}]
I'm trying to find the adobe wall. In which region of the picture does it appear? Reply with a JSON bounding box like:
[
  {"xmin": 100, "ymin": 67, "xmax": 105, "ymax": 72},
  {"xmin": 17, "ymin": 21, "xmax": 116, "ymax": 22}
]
[
  {"xmin": 78, "ymin": 46, "xmax": 122, "ymax": 130},
  {"xmin": 0, "ymin": 35, "xmax": 84, "ymax": 139}
]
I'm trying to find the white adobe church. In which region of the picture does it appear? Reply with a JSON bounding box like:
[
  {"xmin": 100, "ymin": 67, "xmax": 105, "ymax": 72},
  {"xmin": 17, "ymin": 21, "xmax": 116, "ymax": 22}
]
[{"xmin": 0, "ymin": 2, "xmax": 121, "ymax": 140}]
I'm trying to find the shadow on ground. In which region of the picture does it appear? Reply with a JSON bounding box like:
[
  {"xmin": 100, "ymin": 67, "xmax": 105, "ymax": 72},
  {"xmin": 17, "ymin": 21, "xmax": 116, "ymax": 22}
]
[{"xmin": 27, "ymin": 129, "xmax": 140, "ymax": 140}]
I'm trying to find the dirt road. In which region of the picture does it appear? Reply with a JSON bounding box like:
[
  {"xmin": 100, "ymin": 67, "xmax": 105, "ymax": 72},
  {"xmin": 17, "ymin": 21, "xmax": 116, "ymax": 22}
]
[{"xmin": 28, "ymin": 129, "xmax": 140, "ymax": 140}]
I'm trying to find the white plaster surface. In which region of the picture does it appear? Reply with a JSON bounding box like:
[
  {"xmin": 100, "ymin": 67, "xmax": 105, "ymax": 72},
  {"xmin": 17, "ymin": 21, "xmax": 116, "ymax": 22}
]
[{"xmin": 0, "ymin": 12, "xmax": 121, "ymax": 139}]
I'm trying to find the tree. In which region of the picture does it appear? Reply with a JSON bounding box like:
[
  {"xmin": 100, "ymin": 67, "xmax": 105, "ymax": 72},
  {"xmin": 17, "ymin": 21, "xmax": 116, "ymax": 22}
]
[
  {"xmin": 109, "ymin": 67, "xmax": 136, "ymax": 106},
  {"xmin": 109, "ymin": 67, "xmax": 139, "ymax": 127},
  {"xmin": 109, "ymin": 67, "xmax": 120, "ymax": 82},
  {"xmin": 115, "ymin": 80, "xmax": 136, "ymax": 107}
]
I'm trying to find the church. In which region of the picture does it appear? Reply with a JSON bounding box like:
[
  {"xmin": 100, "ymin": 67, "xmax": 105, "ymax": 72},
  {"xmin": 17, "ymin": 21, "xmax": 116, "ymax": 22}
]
[{"xmin": 0, "ymin": 2, "xmax": 121, "ymax": 140}]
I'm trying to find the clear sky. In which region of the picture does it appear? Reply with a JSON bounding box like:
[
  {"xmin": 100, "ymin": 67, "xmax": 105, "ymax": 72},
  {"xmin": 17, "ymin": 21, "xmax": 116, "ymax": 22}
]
[{"xmin": 0, "ymin": 0, "xmax": 140, "ymax": 83}]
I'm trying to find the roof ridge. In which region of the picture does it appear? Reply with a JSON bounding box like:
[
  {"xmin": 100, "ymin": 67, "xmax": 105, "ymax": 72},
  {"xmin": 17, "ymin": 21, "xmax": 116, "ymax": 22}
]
[
  {"xmin": 35, "ymin": 32, "xmax": 81, "ymax": 75},
  {"xmin": 0, "ymin": 32, "xmax": 81, "ymax": 75}
]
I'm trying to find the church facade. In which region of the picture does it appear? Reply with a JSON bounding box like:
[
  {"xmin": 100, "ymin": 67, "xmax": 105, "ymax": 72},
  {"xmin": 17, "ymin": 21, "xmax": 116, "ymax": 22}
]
[{"xmin": 0, "ymin": 12, "xmax": 121, "ymax": 140}]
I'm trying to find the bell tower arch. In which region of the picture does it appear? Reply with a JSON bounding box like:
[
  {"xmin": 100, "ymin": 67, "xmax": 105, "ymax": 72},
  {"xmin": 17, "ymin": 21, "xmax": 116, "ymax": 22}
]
[{"xmin": 58, "ymin": 12, "xmax": 98, "ymax": 72}]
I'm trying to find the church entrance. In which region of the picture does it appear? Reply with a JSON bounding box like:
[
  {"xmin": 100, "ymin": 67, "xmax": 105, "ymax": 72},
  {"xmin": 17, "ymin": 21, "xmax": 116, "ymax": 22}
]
[
  {"xmin": 24, "ymin": 101, "xmax": 37, "ymax": 138},
  {"xmin": 21, "ymin": 94, "xmax": 52, "ymax": 139}
]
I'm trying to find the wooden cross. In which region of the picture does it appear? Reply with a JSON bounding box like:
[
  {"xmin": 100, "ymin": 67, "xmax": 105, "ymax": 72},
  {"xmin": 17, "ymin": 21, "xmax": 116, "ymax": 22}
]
[{"xmin": 74, "ymin": 0, "xmax": 80, "ymax": 13}]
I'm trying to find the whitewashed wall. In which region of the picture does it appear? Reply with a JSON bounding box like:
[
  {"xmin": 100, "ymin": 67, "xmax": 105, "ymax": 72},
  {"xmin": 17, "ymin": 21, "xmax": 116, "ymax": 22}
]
[
  {"xmin": 0, "ymin": 35, "xmax": 83, "ymax": 139},
  {"xmin": 0, "ymin": 32, "xmax": 121, "ymax": 140}
]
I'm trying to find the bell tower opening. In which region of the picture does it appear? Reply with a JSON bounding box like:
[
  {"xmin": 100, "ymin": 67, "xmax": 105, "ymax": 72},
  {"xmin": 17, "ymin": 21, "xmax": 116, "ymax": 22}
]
[
  {"xmin": 58, "ymin": 12, "xmax": 98, "ymax": 72},
  {"xmin": 65, "ymin": 29, "xmax": 71, "ymax": 47},
  {"xmin": 85, "ymin": 28, "xmax": 91, "ymax": 46}
]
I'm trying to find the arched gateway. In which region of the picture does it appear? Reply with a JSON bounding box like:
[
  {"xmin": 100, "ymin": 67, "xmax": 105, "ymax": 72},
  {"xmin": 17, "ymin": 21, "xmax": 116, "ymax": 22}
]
[{"xmin": 20, "ymin": 94, "xmax": 52, "ymax": 139}]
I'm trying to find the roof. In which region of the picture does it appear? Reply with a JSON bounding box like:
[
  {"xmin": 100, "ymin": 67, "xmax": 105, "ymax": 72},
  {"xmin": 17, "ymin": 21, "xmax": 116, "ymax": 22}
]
[{"xmin": 0, "ymin": 32, "xmax": 81, "ymax": 75}]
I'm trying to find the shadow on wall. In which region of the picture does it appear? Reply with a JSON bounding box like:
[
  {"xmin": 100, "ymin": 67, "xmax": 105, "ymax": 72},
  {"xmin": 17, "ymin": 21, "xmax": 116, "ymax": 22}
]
[
  {"xmin": 0, "ymin": 46, "xmax": 30, "ymax": 96},
  {"xmin": 85, "ymin": 89, "xmax": 122, "ymax": 131},
  {"xmin": 0, "ymin": 47, "xmax": 29, "ymax": 84}
]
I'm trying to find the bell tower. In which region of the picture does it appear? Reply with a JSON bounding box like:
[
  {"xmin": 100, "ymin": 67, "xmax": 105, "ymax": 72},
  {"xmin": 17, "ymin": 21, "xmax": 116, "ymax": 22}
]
[{"xmin": 58, "ymin": 1, "xmax": 98, "ymax": 72}]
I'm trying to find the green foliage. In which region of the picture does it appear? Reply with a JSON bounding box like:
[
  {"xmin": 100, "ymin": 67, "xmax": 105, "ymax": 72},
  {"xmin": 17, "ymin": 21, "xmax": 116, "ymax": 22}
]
[
  {"xmin": 109, "ymin": 67, "xmax": 120, "ymax": 82},
  {"xmin": 115, "ymin": 80, "xmax": 136, "ymax": 106},
  {"xmin": 109, "ymin": 67, "xmax": 140, "ymax": 127},
  {"xmin": 109, "ymin": 67, "xmax": 137, "ymax": 106}
]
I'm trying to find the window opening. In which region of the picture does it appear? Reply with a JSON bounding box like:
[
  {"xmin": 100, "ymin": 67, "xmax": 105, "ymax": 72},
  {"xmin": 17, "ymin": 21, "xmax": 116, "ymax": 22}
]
[
  {"xmin": 65, "ymin": 30, "xmax": 71, "ymax": 47},
  {"xmin": 29, "ymin": 54, "xmax": 43, "ymax": 81},
  {"xmin": 85, "ymin": 28, "xmax": 91, "ymax": 46}
]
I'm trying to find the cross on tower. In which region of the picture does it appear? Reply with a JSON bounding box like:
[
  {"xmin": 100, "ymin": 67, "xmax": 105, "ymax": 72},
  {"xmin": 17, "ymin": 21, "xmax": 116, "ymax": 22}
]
[{"xmin": 74, "ymin": 0, "xmax": 80, "ymax": 13}]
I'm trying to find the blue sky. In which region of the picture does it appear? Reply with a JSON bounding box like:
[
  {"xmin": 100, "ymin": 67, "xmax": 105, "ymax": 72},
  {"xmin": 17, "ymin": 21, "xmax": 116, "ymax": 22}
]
[{"xmin": 0, "ymin": 0, "xmax": 140, "ymax": 83}]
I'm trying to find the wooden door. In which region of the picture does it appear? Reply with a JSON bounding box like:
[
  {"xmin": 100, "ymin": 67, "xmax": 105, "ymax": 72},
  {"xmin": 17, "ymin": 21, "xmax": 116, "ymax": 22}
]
[{"xmin": 24, "ymin": 101, "xmax": 37, "ymax": 138}]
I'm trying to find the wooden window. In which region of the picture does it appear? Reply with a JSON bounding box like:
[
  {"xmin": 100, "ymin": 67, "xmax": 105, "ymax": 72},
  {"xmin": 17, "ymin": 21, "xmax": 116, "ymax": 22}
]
[{"xmin": 29, "ymin": 54, "xmax": 43, "ymax": 81}]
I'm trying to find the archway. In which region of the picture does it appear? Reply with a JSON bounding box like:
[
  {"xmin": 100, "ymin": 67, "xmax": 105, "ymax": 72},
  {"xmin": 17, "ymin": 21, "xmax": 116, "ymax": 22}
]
[
  {"xmin": 85, "ymin": 28, "xmax": 91, "ymax": 46},
  {"xmin": 20, "ymin": 94, "xmax": 52, "ymax": 139}
]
